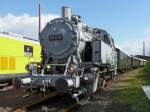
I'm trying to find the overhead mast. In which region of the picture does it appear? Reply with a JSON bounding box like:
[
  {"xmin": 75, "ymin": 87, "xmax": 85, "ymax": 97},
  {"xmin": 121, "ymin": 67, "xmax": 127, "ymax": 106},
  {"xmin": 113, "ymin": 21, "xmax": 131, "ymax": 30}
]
[
  {"xmin": 38, "ymin": 3, "xmax": 41, "ymax": 40},
  {"xmin": 143, "ymin": 41, "xmax": 145, "ymax": 56}
]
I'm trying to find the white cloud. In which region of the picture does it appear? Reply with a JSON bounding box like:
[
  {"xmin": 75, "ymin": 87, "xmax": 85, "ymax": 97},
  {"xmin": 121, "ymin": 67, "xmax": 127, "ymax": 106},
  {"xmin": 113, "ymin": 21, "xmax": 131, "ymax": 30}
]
[
  {"xmin": 120, "ymin": 34, "xmax": 150, "ymax": 56},
  {"xmin": 0, "ymin": 13, "xmax": 59, "ymax": 39},
  {"xmin": 0, "ymin": 13, "xmax": 149, "ymax": 56}
]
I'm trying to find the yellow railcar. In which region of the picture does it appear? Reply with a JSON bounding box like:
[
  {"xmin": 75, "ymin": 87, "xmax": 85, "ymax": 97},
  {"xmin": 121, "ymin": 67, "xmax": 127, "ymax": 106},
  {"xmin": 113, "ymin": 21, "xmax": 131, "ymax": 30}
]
[{"xmin": 0, "ymin": 31, "xmax": 41, "ymax": 77}]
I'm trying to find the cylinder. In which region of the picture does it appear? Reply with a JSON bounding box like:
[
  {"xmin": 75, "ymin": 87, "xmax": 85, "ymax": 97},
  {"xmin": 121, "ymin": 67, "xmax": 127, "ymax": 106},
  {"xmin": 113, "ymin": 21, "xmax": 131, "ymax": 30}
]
[
  {"xmin": 55, "ymin": 78, "xmax": 74, "ymax": 93},
  {"xmin": 61, "ymin": 6, "xmax": 71, "ymax": 19}
]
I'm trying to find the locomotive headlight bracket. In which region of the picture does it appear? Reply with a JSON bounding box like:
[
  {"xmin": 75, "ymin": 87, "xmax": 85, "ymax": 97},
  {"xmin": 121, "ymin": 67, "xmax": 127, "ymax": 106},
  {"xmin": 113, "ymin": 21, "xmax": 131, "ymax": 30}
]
[{"xmin": 67, "ymin": 64, "xmax": 77, "ymax": 73}]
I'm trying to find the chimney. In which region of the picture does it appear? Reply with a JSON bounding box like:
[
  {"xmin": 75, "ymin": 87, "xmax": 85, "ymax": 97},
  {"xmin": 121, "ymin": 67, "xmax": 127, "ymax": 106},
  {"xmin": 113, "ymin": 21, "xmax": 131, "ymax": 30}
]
[{"xmin": 61, "ymin": 6, "xmax": 71, "ymax": 19}]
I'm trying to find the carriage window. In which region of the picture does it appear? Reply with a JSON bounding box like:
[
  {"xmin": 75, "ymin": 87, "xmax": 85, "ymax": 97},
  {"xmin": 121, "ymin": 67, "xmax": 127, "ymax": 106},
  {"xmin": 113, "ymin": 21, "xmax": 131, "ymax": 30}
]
[{"xmin": 24, "ymin": 45, "xmax": 33, "ymax": 57}]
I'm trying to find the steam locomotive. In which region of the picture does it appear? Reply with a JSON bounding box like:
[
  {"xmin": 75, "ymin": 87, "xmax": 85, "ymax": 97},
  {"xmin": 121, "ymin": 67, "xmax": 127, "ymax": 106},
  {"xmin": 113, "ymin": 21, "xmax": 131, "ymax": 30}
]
[{"xmin": 21, "ymin": 7, "xmax": 145, "ymax": 105}]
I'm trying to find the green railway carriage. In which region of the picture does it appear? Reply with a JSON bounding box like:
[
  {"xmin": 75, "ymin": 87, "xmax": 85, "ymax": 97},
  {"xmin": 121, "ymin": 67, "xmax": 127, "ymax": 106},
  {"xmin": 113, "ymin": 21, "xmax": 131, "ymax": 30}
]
[
  {"xmin": 116, "ymin": 46, "xmax": 132, "ymax": 72},
  {"xmin": 116, "ymin": 46, "xmax": 146, "ymax": 72},
  {"xmin": 0, "ymin": 31, "xmax": 41, "ymax": 79},
  {"xmin": 139, "ymin": 58, "xmax": 145, "ymax": 67},
  {"xmin": 131, "ymin": 57, "xmax": 146, "ymax": 68},
  {"xmin": 131, "ymin": 57, "xmax": 140, "ymax": 68}
]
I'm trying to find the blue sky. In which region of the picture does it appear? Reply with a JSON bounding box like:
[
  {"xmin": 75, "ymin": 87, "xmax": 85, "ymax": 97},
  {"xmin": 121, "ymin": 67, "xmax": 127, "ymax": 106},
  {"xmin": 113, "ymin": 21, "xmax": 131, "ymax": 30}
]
[{"xmin": 0, "ymin": 0, "xmax": 150, "ymax": 55}]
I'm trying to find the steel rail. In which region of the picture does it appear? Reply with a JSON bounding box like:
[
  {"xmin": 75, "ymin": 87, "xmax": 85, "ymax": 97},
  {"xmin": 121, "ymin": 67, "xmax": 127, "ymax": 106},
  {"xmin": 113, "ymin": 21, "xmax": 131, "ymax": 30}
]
[{"xmin": 13, "ymin": 92, "xmax": 58, "ymax": 112}]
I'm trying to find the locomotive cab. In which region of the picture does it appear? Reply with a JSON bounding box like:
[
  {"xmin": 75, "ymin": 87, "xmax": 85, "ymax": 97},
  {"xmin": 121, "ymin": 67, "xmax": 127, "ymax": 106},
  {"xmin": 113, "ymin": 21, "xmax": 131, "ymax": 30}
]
[{"xmin": 81, "ymin": 42, "xmax": 92, "ymax": 62}]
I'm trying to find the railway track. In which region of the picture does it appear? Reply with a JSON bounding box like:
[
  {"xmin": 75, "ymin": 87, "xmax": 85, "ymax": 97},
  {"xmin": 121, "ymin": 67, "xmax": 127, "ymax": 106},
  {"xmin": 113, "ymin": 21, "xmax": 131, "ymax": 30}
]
[
  {"xmin": 64, "ymin": 103, "xmax": 80, "ymax": 112},
  {"xmin": 12, "ymin": 72, "xmax": 125, "ymax": 112},
  {"xmin": 12, "ymin": 92, "xmax": 79, "ymax": 112},
  {"xmin": 94, "ymin": 72, "xmax": 126, "ymax": 95},
  {"xmin": 13, "ymin": 92, "xmax": 58, "ymax": 112}
]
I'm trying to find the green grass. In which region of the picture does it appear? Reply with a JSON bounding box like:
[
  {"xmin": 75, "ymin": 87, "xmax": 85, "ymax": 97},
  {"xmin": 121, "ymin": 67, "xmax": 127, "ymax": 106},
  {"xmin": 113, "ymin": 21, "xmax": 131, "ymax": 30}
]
[{"xmin": 112, "ymin": 62, "xmax": 150, "ymax": 112}]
